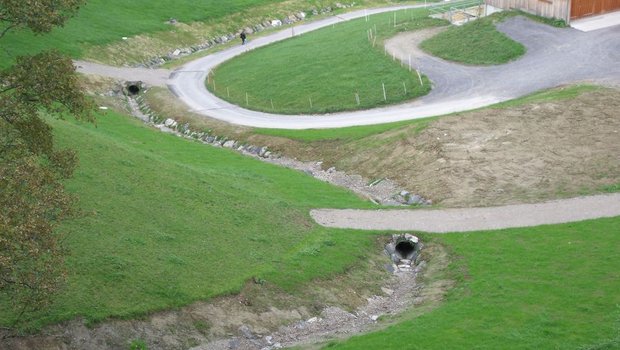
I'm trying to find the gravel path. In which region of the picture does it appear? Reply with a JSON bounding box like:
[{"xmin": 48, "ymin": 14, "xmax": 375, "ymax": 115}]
[
  {"xmin": 74, "ymin": 60, "xmax": 171, "ymax": 87},
  {"xmin": 74, "ymin": 8, "xmax": 620, "ymax": 129},
  {"xmin": 311, "ymin": 193, "xmax": 620, "ymax": 232},
  {"xmin": 165, "ymin": 14, "xmax": 620, "ymax": 129}
]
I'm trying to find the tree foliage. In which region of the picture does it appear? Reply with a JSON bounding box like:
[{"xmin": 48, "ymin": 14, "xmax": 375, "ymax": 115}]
[
  {"xmin": 0, "ymin": 0, "xmax": 92, "ymax": 324},
  {"xmin": 0, "ymin": 0, "xmax": 85, "ymax": 39}
]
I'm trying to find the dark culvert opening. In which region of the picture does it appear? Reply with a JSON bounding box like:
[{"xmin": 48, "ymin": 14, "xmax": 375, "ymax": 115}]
[
  {"xmin": 395, "ymin": 241, "xmax": 416, "ymax": 260},
  {"xmin": 127, "ymin": 84, "xmax": 140, "ymax": 95}
]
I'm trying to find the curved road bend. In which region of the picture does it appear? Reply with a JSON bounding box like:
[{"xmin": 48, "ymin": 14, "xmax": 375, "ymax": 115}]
[
  {"xmin": 311, "ymin": 193, "xmax": 620, "ymax": 233},
  {"xmin": 166, "ymin": 12, "xmax": 620, "ymax": 129}
]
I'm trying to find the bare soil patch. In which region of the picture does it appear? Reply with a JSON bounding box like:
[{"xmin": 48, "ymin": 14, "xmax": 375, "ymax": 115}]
[{"xmin": 345, "ymin": 88, "xmax": 620, "ymax": 207}]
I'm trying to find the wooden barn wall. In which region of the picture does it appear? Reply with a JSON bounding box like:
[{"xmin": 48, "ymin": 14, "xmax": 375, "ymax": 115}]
[{"xmin": 485, "ymin": 0, "xmax": 571, "ymax": 22}]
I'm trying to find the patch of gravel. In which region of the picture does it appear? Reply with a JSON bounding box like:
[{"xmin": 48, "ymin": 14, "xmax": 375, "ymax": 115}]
[{"xmin": 191, "ymin": 263, "xmax": 428, "ymax": 350}]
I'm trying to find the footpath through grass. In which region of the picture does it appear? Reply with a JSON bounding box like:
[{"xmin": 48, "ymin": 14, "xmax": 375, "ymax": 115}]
[
  {"xmin": 0, "ymin": 0, "xmax": 286, "ymax": 68},
  {"xmin": 209, "ymin": 9, "xmax": 445, "ymax": 114},
  {"xmin": 0, "ymin": 111, "xmax": 375, "ymax": 329},
  {"xmin": 329, "ymin": 216, "xmax": 620, "ymax": 349},
  {"xmin": 420, "ymin": 13, "xmax": 526, "ymax": 65}
]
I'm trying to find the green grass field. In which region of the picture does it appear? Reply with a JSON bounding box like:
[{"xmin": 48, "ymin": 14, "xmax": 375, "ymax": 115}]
[
  {"xmin": 0, "ymin": 0, "xmax": 286, "ymax": 68},
  {"xmin": 420, "ymin": 13, "xmax": 526, "ymax": 65},
  {"xmin": 208, "ymin": 9, "xmax": 445, "ymax": 114},
  {"xmin": 330, "ymin": 217, "xmax": 620, "ymax": 349},
  {"xmin": 0, "ymin": 111, "xmax": 377, "ymax": 328}
]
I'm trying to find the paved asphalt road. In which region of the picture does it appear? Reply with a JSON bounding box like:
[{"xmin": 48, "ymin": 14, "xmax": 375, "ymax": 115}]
[{"xmin": 166, "ymin": 11, "xmax": 620, "ymax": 129}]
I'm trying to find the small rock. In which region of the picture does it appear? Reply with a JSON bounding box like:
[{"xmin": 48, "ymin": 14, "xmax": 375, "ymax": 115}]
[
  {"xmin": 239, "ymin": 325, "xmax": 254, "ymax": 339},
  {"xmin": 172, "ymin": 49, "xmax": 181, "ymax": 56},
  {"xmin": 370, "ymin": 315, "xmax": 379, "ymax": 321},
  {"xmin": 307, "ymin": 317, "xmax": 319, "ymax": 323},
  {"xmin": 407, "ymin": 194, "xmax": 422, "ymax": 205},
  {"xmin": 164, "ymin": 118, "xmax": 177, "ymax": 128},
  {"xmin": 271, "ymin": 19, "xmax": 282, "ymax": 27},
  {"xmin": 223, "ymin": 140, "xmax": 236, "ymax": 148},
  {"xmin": 264, "ymin": 336, "xmax": 273, "ymax": 345},
  {"xmin": 399, "ymin": 190, "xmax": 410, "ymax": 197},
  {"xmin": 381, "ymin": 287, "xmax": 394, "ymax": 296}
]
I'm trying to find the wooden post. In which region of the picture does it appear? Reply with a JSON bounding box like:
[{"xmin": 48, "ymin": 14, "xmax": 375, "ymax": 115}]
[{"xmin": 382, "ymin": 83, "xmax": 387, "ymax": 101}]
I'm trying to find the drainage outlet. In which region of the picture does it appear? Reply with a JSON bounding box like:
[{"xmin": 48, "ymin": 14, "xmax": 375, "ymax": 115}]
[
  {"xmin": 385, "ymin": 234, "xmax": 422, "ymax": 273},
  {"xmin": 125, "ymin": 81, "xmax": 144, "ymax": 96}
]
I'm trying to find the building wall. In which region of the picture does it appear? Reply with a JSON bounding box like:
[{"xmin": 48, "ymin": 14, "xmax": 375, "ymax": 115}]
[{"xmin": 486, "ymin": 0, "xmax": 571, "ymax": 22}]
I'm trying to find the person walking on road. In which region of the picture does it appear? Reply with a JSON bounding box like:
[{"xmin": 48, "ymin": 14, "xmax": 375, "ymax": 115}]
[{"xmin": 240, "ymin": 32, "xmax": 247, "ymax": 45}]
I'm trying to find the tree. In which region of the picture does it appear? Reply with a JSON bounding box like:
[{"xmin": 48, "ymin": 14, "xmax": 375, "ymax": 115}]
[
  {"xmin": 0, "ymin": 0, "xmax": 91, "ymax": 324},
  {"xmin": 0, "ymin": 0, "xmax": 84, "ymax": 39}
]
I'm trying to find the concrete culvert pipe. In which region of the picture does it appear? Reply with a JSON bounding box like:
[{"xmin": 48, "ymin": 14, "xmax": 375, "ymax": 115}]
[
  {"xmin": 127, "ymin": 84, "xmax": 141, "ymax": 95},
  {"xmin": 395, "ymin": 240, "xmax": 416, "ymax": 260}
]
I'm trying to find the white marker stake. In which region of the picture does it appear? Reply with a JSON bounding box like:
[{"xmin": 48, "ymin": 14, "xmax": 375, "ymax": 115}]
[
  {"xmin": 403, "ymin": 81, "xmax": 407, "ymax": 94},
  {"xmin": 409, "ymin": 54, "xmax": 412, "ymax": 71},
  {"xmin": 270, "ymin": 99, "xmax": 274, "ymax": 110},
  {"xmin": 246, "ymin": 92, "xmax": 249, "ymax": 105},
  {"xmin": 394, "ymin": 12, "xmax": 396, "ymax": 27},
  {"xmin": 309, "ymin": 97, "xmax": 313, "ymax": 109},
  {"xmin": 382, "ymin": 83, "xmax": 387, "ymax": 101},
  {"xmin": 227, "ymin": 87, "xmax": 230, "ymax": 97},
  {"xmin": 416, "ymin": 69, "xmax": 423, "ymax": 86},
  {"xmin": 355, "ymin": 92, "xmax": 360, "ymax": 105}
]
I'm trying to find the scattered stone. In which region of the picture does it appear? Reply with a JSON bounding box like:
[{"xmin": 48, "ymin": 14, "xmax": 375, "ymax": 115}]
[
  {"xmin": 381, "ymin": 287, "xmax": 394, "ymax": 296},
  {"xmin": 164, "ymin": 118, "xmax": 177, "ymax": 128},
  {"xmin": 370, "ymin": 315, "xmax": 379, "ymax": 321},
  {"xmin": 271, "ymin": 19, "xmax": 282, "ymax": 27},
  {"xmin": 307, "ymin": 317, "xmax": 319, "ymax": 324},
  {"xmin": 239, "ymin": 325, "xmax": 254, "ymax": 339},
  {"xmin": 223, "ymin": 140, "xmax": 236, "ymax": 148}
]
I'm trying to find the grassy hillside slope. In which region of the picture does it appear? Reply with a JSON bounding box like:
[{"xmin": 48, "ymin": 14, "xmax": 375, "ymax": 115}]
[
  {"xmin": 0, "ymin": 111, "xmax": 375, "ymax": 328},
  {"xmin": 0, "ymin": 0, "xmax": 285, "ymax": 67},
  {"xmin": 331, "ymin": 217, "xmax": 620, "ymax": 349}
]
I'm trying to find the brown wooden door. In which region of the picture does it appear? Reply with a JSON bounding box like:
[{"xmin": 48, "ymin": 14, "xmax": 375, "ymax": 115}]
[{"xmin": 571, "ymin": 0, "xmax": 620, "ymax": 18}]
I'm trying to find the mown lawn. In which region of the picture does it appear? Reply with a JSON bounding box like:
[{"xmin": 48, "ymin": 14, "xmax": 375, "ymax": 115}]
[
  {"xmin": 329, "ymin": 216, "xmax": 620, "ymax": 349},
  {"xmin": 0, "ymin": 111, "xmax": 376, "ymax": 329},
  {"xmin": 420, "ymin": 13, "xmax": 526, "ymax": 65},
  {"xmin": 209, "ymin": 9, "xmax": 445, "ymax": 114},
  {"xmin": 0, "ymin": 0, "xmax": 286, "ymax": 68}
]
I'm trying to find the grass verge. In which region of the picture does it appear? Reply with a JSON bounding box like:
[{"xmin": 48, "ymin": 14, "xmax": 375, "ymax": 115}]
[
  {"xmin": 0, "ymin": 110, "xmax": 376, "ymax": 329},
  {"xmin": 420, "ymin": 13, "xmax": 525, "ymax": 65},
  {"xmin": 208, "ymin": 9, "xmax": 445, "ymax": 114},
  {"xmin": 328, "ymin": 216, "xmax": 620, "ymax": 349},
  {"xmin": 252, "ymin": 84, "xmax": 599, "ymax": 142}
]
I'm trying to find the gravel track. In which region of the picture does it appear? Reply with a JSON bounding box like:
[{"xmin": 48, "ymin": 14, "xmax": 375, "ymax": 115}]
[{"xmin": 311, "ymin": 193, "xmax": 620, "ymax": 232}]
